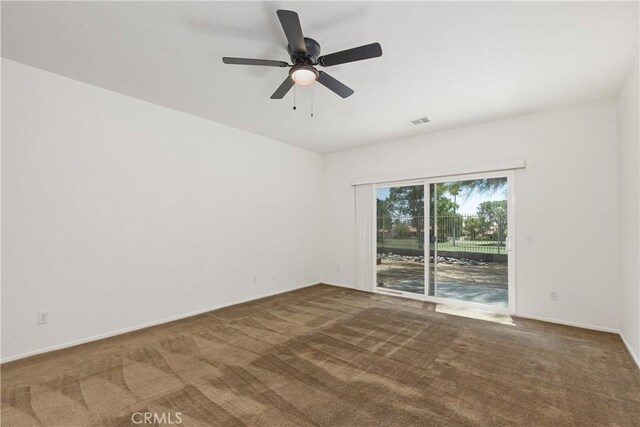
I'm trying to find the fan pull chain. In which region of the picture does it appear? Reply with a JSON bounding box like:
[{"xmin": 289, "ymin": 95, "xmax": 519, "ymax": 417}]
[
  {"xmin": 310, "ymin": 85, "xmax": 314, "ymax": 118},
  {"xmin": 293, "ymin": 85, "xmax": 297, "ymax": 110}
]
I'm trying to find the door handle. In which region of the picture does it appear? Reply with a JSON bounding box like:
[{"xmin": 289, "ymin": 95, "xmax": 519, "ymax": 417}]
[{"xmin": 507, "ymin": 236, "xmax": 513, "ymax": 252}]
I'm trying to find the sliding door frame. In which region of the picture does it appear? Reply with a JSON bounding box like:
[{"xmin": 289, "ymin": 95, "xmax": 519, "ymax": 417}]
[
  {"xmin": 373, "ymin": 180, "xmax": 427, "ymax": 298},
  {"xmin": 373, "ymin": 170, "xmax": 516, "ymax": 314}
]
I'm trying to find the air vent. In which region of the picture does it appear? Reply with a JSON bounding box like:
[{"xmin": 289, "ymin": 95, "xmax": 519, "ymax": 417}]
[{"xmin": 410, "ymin": 117, "xmax": 430, "ymax": 125}]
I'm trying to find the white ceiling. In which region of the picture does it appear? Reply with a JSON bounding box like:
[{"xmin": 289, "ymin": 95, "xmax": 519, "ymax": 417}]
[{"xmin": 2, "ymin": 1, "xmax": 638, "ymax": 153}]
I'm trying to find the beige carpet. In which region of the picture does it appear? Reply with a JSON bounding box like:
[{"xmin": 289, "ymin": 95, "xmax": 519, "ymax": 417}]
[{"xmin": 2, "ymin": 284, "xmax": 639, "ymax": 426}]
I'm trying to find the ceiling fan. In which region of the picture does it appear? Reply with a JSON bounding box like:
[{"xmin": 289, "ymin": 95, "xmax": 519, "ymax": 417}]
[{"xmin": 222, "ymin": 9, "xmax": 382, "ymax": 99}]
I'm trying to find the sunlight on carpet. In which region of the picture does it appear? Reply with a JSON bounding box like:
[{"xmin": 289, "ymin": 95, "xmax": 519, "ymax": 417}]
[{"xmin": 435, "ymin": 304, "xmax": 515, "ymax": 325}]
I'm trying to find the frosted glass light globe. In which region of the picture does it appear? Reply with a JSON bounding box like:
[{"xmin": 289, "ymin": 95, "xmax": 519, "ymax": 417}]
[{"xmin": 291, "ymin": 68, "xmax": 317, "ymax": 85}]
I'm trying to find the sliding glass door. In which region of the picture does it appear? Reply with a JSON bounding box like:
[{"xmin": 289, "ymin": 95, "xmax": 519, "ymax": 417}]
[
  {"xmin": 376, "ymin": 184, "xmax": 425, "ymax": 295},
  {"xmin": 429, "ymin": 177, "xmax": 510, "ymax": 308},
  {"xmin": 375, "ymin": 173, "xmax": 514, "ymax": 312}
]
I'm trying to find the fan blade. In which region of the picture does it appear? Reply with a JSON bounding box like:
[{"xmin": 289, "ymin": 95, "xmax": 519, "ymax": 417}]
[
  {"xmin": 317, "ymin": 71, "xmax": 354, "ymax": 98},
  {"xmin": 270, "ymin": 76, "xmax": 295, "ymax": 99},
  {"xmin": 277, "ymin": 10, "xmax": 307, "ymax": 54},
  {"xmin": 222, "ymin": 57, "xmax": 289, "ymax": 67},
  {"xmin": 318, "ymin": 43, "xmax": 382, "ymax": 67}
]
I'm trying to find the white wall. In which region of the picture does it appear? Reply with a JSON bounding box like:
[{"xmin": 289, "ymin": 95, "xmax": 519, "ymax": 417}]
[
  {"xmin": 1, "ymin": 59, "xmax": 324, "ymax": 361},
  {"xmin": 617, "ymin": 56, "xmax": 640, "ymax": 366},
  {"xmin": 322, "ymin": 100, "xmax": 620, "ymax": 331}
]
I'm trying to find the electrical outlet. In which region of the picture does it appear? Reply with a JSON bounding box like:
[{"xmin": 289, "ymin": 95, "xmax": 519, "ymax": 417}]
[
  {"xmin": 253, "ymin": 275, "xmax": 257, "ymax": 283},
  {"xmin": 550, "ymin": 291, "xmax": 558, "ymax": 301},
  {"xmin": 37, "ymin": 312, "xmax": 49, "ymax": 325},
  {"xmin": 337, "ymin": 266, "xmax": 341, "ymax": 273}
]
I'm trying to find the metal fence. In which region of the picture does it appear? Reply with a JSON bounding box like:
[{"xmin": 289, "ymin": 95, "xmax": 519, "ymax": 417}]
[{"xmin": 377, "ymin": 214, "xmax": 507, "ymax": 254}]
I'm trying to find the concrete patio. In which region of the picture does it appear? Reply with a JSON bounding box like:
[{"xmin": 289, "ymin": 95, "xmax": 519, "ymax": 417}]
[{"xmin": 376, "ymin": 260, "xmax": 508, "ymax": 307}]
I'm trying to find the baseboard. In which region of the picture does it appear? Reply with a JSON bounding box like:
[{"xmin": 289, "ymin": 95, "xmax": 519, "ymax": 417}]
[
  {"xmin": 320, "ymin": 281, "xmax": 354, "ymax": 289},
  {"xmin": 1, "ymin": 281, "xmax": 320, "ymax": 364},
  {"xmin": 514, "ymin": 312, "xmax": 619, "ymax": 334},
  {"xmin": 620, "ymin": 332, "xmax": 640, "ymax": 369}
]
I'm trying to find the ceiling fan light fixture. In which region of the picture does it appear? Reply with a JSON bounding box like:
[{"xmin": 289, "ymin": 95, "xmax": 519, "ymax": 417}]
[{"xmin": 290, "ymin": 65, "xmax": 318, "ymax": 86}]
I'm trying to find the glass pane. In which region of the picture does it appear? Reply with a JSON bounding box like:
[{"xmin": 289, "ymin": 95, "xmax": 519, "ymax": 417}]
[
  {"xmin": 376, "ymin": 185, "xmax": 425, "ymax": 294},
  {"xmin": 434, "ymin": 178, "xmax": 508, "ymax": 307},
  {"xmin": 428, "ymin": 183, "xmax": 436, "ymax": 296}
]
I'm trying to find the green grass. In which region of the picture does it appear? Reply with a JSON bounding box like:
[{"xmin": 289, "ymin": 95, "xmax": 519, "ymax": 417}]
[{"xmin": 378, "ymin": 238, "xmax": 506, "ymax": 254}]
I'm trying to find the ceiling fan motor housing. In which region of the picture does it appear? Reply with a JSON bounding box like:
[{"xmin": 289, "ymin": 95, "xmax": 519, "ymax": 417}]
[{"xmin": 288, "ymin": 37, "xmax": 321, "ymax": 64}]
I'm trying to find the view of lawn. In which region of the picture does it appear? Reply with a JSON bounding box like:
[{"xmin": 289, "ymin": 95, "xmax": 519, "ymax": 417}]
[
  {"xmin": 378, "ymin": 238, "xmax": 506, "ymax": 254},
  {"xmin": 377, "ymin": 179, "xmax": 509, "ymax": 255}
]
